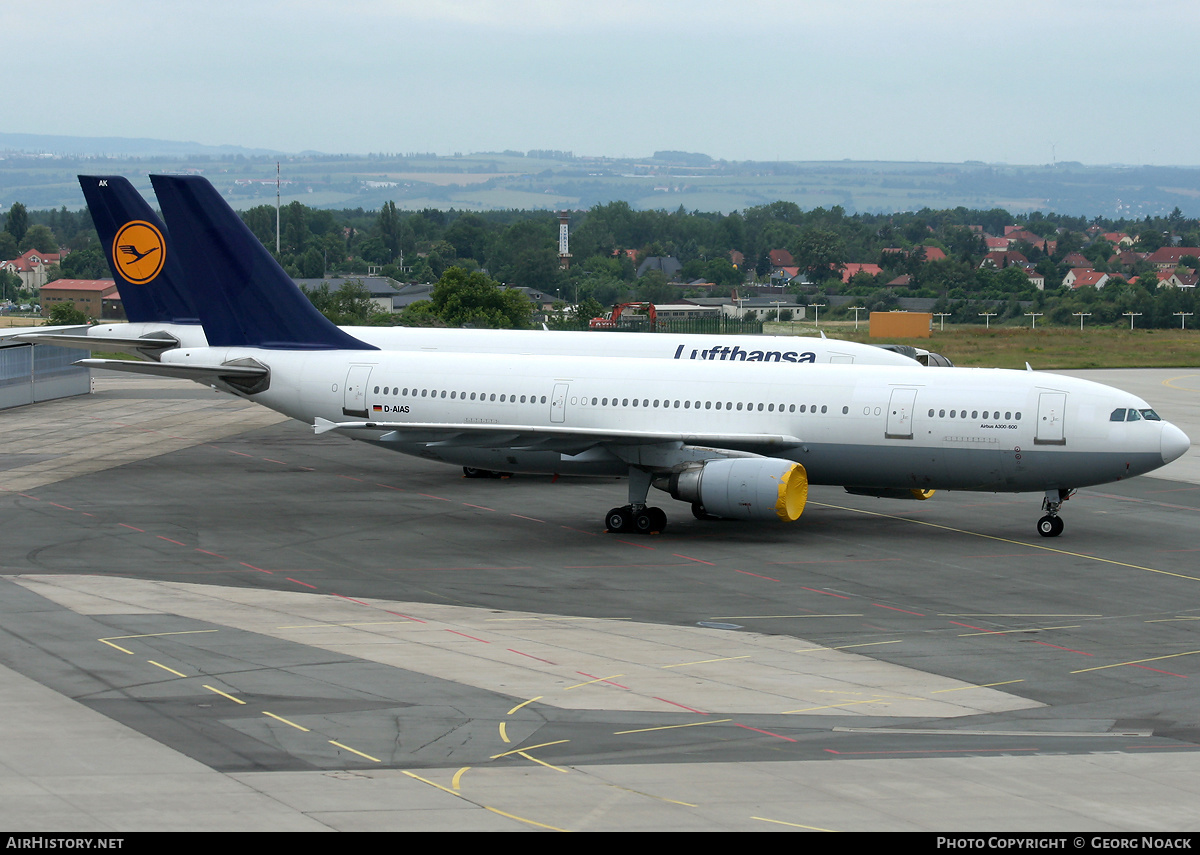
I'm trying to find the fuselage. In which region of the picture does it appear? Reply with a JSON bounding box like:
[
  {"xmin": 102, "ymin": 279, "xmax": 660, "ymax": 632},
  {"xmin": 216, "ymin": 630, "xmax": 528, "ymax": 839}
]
[{"xmin": 161, "ymin": 346, "xmax": 1189, "ymax": 494}]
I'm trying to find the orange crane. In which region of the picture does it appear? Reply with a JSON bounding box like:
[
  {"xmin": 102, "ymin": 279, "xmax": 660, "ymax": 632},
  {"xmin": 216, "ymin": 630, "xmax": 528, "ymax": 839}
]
[{"xmin": 589, "ymin": 302, "xmax": 658, "ymax": 331}]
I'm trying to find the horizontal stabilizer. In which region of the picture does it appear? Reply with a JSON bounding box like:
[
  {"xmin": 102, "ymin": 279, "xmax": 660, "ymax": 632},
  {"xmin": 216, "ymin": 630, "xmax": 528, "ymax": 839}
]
[
  {"xmin": 77, "ymin": 358, "xmax": 268, "ymax": 388},
  {"xmin": 15, "ymin": 333, "xmax": 179, "ymax": 353}
]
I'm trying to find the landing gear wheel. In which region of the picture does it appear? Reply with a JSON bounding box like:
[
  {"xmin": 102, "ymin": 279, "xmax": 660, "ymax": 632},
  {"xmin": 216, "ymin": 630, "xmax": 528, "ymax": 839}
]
[
  {"xmin": 634, "ymin": 507, "xmax": 667, "ymax": 534},
  {"xmin": 1037, "ymin": 514, "xmax": 1064, "ymax": 537},
  {"xmin": 463, "ymin": 467, "xmax": 491, "ymax": 478},
  {"xmin": 692, "ymin": 503, "xmax": 719, "ymax": 521},
  {"xmin": 605, "ymin": 507, "xmax": 634, "ymax": 533}
]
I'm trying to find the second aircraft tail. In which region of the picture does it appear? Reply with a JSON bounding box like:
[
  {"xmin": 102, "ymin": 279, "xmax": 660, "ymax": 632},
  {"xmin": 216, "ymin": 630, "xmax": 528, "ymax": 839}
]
[{"xmin": 149, "ymin": 174, "xmax": 377, "ymax": 352}]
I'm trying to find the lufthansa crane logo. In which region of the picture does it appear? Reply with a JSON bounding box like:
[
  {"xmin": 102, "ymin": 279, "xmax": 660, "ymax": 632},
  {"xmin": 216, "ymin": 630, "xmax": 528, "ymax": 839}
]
[{"xmin": 112, "ymin": 220, "xmax": 166, "ymax": 284}]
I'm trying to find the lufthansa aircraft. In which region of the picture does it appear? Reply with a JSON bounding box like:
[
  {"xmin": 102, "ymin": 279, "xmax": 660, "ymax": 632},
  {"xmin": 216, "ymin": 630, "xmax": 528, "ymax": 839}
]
[
  {"xmin": 78, "ymin": 175, "xmax": 1190, "ymax": 539},
  {"xmin": 12, "ymin": 176, "xmax": 929, "ymax": 375}
]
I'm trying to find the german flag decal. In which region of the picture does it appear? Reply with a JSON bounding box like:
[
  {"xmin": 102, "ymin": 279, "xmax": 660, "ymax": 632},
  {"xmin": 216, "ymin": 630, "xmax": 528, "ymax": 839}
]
[{"xmin": 112, "ymin": 220, "xmax": 166, "ymax": 284}]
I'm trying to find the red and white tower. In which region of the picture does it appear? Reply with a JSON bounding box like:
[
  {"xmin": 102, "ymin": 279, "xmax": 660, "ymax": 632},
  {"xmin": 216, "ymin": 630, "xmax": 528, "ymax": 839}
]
[{"xmin": 558, "ymin": 211, "xmax": 572, "ymax": 270}]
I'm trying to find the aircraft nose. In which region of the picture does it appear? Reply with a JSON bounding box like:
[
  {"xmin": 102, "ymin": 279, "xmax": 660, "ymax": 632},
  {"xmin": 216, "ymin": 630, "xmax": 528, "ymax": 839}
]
[{"xmin": 1161, "ymin": 422, "xmax": 1191, "ymax": 464}]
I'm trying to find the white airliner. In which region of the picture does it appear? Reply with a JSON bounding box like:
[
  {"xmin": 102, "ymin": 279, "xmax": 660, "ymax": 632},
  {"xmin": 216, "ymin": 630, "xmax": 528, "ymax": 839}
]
[
  {"xmin": 76, "ymin": 175, "xmax": 1190, "ymax": 539},
  {"xmin": 11, "ymin": 176, "xmax": 933, "ymax": 370}
]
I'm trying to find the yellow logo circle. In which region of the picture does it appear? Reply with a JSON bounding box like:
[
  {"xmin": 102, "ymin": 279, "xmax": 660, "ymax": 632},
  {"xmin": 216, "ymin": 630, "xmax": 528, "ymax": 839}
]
[{"xmin": 112, "ymin": 220, "xmax": 166, "ymax": 284}]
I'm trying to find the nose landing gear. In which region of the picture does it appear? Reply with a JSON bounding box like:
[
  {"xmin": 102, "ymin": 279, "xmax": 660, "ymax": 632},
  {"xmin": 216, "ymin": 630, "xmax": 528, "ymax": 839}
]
[{"xmin": 1037, "ymin": 488, "xmax": 1075, "ymax": 537}]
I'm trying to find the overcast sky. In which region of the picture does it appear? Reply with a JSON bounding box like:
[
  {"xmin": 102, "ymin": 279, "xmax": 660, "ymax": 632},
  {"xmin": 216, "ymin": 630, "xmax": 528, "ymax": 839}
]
[{"xmin": 11, "ymin": 1, "xmax": 1199, "ymax": 165}]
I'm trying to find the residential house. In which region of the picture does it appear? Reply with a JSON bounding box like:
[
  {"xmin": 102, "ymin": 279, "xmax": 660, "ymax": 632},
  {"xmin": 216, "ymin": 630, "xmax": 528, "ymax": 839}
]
[{"xmin": 2, "ymin": 248, "xmax": 64, "ymax": 291}]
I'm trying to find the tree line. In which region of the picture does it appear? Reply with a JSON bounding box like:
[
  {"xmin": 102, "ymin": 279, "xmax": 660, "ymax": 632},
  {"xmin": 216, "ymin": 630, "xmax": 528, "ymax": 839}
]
[{"xmin": 7, "ymin": 196, "xmax": 1200, "ymax": 329}]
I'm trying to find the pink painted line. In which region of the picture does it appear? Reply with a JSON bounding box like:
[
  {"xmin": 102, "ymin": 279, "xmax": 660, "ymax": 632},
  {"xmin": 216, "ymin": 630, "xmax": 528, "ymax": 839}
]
[
  {"xmin": 673, "ymin": 553, "xmax": 715, "ymax": 565},
  {"xmin": 770, "ymin": 558, "xmax": 902, "ymax": 565},
  {"xmin": 333, "ymin": 593, "xmax": 371, "ymax": 606},
  {"xmin": 286, "ymin": 578, "xmax": 318, "ymax": 589},
  {"xmin": 380, "ymin": 609, "xmax": 426, "ymax": 623},
  {"xmin": 462, "ymin": 503, "xmax": 495, "ymax": 511},
  {"xmin": 446, "ymin": 630, "xmax": 489, "ymax": 643},
  {"xmin": 376, "ymin": 483, "xmax": 404, "ymax": 491},
  {"xmin": 81, "ymin": 513, "xmax": 94, "ymax": 517},
  {"xmin": 735, "ymin": 569, "xmax": 780, "ymax": 582},
  {"xmin": 734, "ymin": 723, "xmax": 796, "ymax": 742},
  {"xmin": 118, "ymin": 523, "xmax": 145, "ymax": 532},
  {"xmin": 653, "ymin": 697, "xmax": 707, "ymax": 713},
  {"xmin": 419, "ymin": 493, "xmax": 451, "ymax": 501},
  {"xmin": 577, "ymin": 672, "xmax": 630, "ymax": 690},
  {"xmin": 800, "ymin": 587, "xmax": 851, "ymax": 599},
  {"xmin": 618, "ymin": 540, "xmax": 656, "ymax": 550},
  {"xmin": 385, "ymin": 566, "xmax": 532, "ymax": 572},
  {"xmin": 874, "ymin": 604, "xmax": 926, "ymax": 617},
  {"xmin": 564, "ymin": 564, "xmax": 692, "ymax": 569},
  {"xmin": 560, "ymin": 526, "xmax": 598, "ymax": 536},
  {"xmin": 195, "ymin": 549, "xmax": 229, "ymax": 559},
  {"xmin": 240, "ymin": 562, "xmax": 272, "ymax": 574},
  {"xmin": 48, "ymin": 502, "xmax": 74, "ymax": 511},
  {"xmin": 262, "ymin": 458, "xmax": 287, "ymax": 465},
  {"xmin": 1130, "ymin": 665, "xmax": 1188, "ymax": 678},
  {"xmin": 510, "ymin": 513, "xmax": 543, "ymax": 521},
  {"xmin": 508, "ymin": 649, "xmax": 557, "ymax": 665},
  {"xmin": 339, "ymin": 475, "xmax": 364, "ymax": 482},
  {"xmin": 825, "ymin": 747, "xmax": 1038, "ymax": 756},
  {"xmin": 157, "ymin": 536, "xmax": 186, "ymax": 546},
  {"xmin": 950, "ymin": 621, "xmax": 994, "ymax": 632},
  {"xmin": 227, "ymin": 450, "xmax": 253, "ymax": 457},
  {"xmin": 18, "ymin": 494, "xmax": 40, "ymax": 500}
]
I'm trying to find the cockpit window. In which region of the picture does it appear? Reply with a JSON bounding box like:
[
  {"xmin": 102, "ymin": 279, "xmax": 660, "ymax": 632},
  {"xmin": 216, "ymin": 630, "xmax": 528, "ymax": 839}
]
[
  {"xmin": 1139, "ymin": 409, "xmax": 1161, "ymax": 421},
  {"xmin": 1110, "ymin": 408, "xmax": 1126, "ymax": 421},
  {"xmin": 1127, "ymin": 408, "xmax": 1142, "ymax": 421}
]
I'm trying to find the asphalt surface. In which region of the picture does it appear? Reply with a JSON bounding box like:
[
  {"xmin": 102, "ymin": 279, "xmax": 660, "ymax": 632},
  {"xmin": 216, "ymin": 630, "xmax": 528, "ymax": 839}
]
[{"xmin": 2, "ymin": 369, "xmax": 1200, "ymax": 831}]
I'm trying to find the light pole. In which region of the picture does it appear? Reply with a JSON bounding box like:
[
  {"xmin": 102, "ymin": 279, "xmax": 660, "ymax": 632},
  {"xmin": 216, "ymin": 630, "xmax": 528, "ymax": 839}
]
[
  {"xmin": 1073, "ymin": 312, "xmax": 1091, "ymax": 331},
  {"xmin": 979, "ymin": 312, "xmax": 997, "ymax": 328},
  {"xmin": 1175, "ymin": 312, "xmax": 1193, "ymax": 329},
  {"xmin": 807, "ymin": 303, "xmax": 824, "ymax": 328},
  {"xmin": 933, "ymin": 312, "xmax": 952, "ymax": 331},
  {"xmin": 1124, "ymin": 312, "xmax": 1142, "ymax": 330},
  {"xmin": 847, "ymin": 305, "xmax": 866, "ymax": 330},
  {"xmin": 1025, "ymin": 312, "xmax": 1042, "ymax": 329}
]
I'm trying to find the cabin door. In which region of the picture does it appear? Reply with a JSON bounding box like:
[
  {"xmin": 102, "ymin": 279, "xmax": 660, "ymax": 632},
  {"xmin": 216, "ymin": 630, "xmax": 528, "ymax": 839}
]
[
  {"xmin": 885, "ymin": 388, "xmax": 919, "ymax": 439},
  {"xmin": 343, "ymin": 365, "xmax": 373, "ymax": 418},
  {"xmin": 550, "ymin": 383, "xmax": 569, "ymax": 423},
  {"xmin": 1035, "ymin": 392, "xmax": 1067, "ymax": 445}
]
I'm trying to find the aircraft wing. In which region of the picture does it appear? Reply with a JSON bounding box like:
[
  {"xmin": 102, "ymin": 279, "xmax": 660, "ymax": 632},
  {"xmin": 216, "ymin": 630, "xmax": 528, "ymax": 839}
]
[{"xmin": 314, "ymin": 416, "xmax": 802, "ymax": 457}]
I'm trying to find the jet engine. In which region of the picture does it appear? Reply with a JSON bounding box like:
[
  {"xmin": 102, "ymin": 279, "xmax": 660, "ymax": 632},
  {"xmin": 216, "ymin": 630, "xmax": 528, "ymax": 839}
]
[{"xmin": 654, "ymin": 458, "xmax": 808, "ymax": 522}]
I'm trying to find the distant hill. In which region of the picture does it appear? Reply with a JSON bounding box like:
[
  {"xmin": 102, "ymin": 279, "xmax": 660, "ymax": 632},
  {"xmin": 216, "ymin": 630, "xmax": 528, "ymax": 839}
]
[
  {"xmin": 0, "ymin": 133, "xmax": 282, "ymax": 158},
  {"xmin": 4, "ymin": 134, "xmax": 1200, "ymax": 218}
]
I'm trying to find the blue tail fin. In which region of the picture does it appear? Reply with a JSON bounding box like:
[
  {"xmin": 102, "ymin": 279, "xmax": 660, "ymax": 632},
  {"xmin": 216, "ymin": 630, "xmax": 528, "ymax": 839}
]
[
  {"xmin": 149, "ymin": 174, "xmax": 376, "ymax": 351},
  {"xmin": 78, "ymin": 175, "xmax": 200, "ymax": 325}
]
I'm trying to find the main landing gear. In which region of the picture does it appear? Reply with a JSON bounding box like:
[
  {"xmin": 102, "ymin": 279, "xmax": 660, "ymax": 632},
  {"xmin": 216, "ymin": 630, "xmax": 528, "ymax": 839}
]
[
  {"xmin": 1037, "ymin": 488, "xmax": 1075, "ymax": 537},
  {"xmin": 605, "ymin": 505, "xmax": 667, "ymax": 534},
  {"xmin": 462, "ymin": 467, "xmax": 509, "ymax": 479},
  {"xmin": 605, "ymin": 467, "xmax": 667, "ymax": 535}
]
